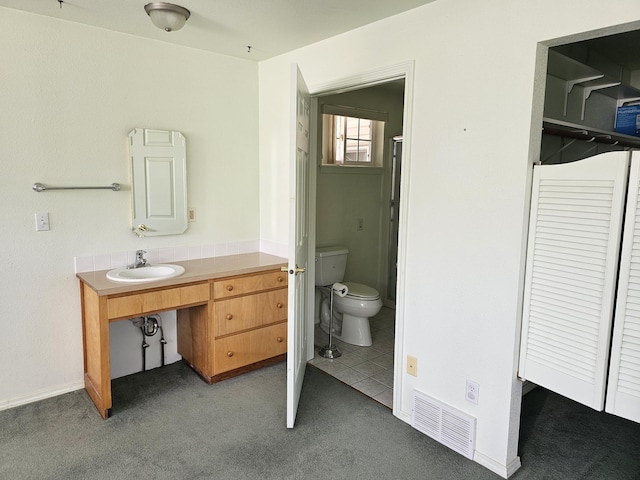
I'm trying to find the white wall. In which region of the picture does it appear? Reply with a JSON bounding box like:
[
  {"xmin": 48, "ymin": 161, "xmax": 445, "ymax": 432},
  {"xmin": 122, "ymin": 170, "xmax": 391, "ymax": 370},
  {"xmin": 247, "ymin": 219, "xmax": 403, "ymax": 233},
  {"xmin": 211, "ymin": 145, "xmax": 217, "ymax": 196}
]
[
  {"xmin": 0, "ymin": 9, "xmax": 259, "ymax": 406},
  {"xmin": 258, "ymin": 1, "xmax": 640, "ymax": 476}
]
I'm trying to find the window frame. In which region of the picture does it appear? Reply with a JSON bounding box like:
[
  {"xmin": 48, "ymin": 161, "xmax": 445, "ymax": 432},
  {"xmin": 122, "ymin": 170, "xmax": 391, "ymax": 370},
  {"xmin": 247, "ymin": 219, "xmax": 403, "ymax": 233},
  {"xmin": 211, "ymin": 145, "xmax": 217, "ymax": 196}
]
[{"xmin": 321, "ymin": 104, "xmax": 388, "ymax": 169}]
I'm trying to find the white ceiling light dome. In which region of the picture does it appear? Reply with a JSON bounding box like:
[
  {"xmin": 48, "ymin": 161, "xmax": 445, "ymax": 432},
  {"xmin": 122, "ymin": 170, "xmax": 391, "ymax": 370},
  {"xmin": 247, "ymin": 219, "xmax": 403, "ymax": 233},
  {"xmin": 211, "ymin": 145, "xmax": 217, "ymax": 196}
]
[{"xmin": 144, "ymin": 2, "xmax": 191, "ymax": 32}]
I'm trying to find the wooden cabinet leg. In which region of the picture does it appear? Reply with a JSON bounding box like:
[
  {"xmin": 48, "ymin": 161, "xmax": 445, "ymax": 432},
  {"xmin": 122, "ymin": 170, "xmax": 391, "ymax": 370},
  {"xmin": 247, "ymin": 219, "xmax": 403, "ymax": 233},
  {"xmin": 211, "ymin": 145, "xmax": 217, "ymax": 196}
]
[{"xmin": 80, "ymin": 282, "xmax": 112, "ymax": 419}]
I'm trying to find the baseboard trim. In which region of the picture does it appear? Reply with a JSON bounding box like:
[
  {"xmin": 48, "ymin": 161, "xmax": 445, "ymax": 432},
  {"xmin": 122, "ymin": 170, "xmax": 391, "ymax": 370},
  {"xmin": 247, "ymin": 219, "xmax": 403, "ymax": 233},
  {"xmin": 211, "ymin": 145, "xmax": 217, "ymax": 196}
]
[
  {"xmin": 395, "ymin": 408, "xmax": 412, "ymax": 425},
  {"xmin": 0, "ymin": 381, "xmax": 84, "ymax": 412},
  {"xmin": 474, "ymin": 451, "xmax": 521, "ymax": 479}
]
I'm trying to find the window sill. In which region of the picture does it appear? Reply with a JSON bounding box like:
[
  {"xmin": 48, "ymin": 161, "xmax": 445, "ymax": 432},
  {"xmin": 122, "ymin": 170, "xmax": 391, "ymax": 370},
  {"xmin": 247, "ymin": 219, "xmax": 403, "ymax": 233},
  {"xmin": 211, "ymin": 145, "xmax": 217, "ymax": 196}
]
[{"xmin": 319, "ymin": 164, "xmax": 384, "ymax": 175}]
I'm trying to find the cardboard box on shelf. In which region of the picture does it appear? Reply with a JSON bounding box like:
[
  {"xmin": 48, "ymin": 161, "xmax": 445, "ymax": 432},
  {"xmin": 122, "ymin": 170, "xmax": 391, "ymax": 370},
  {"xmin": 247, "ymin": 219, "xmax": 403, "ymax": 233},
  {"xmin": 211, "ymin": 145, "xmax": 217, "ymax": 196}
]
[{"xmin": 615, "ymin": 105, "xmax": 640, "ymax": 137}]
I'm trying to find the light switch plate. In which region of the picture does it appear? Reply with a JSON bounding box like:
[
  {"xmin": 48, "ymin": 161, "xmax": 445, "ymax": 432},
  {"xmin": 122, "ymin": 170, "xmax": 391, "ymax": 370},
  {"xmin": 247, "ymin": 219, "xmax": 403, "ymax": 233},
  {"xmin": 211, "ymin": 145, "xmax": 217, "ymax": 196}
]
[
  {"xmin": 407, "ymin": 355, "xmax": 417, "ymax": 376},
  {"xmin": 35, "ymin": 212, "xmax": 50, "ymax": 231}
]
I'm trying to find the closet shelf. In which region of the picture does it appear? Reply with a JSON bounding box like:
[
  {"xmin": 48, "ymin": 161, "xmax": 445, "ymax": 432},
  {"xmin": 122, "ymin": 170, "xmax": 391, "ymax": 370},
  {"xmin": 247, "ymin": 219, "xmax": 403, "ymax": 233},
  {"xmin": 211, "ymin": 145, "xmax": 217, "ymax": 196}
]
[
  {"xmin": 547, "ymin": 50, "xmax": 640, "ymax": 119},
  {"xmin": 543, "ymin": 117, "xmax": 640, "ymax": 149}
]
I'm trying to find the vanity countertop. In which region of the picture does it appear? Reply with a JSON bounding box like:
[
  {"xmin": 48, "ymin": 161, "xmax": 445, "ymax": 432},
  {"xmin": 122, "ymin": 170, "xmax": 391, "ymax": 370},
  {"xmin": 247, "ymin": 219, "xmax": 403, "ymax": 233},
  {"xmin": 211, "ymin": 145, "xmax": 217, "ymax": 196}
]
[{"xmin": 77, "ymin": 252, "xmax": 288, "ymax": 296}]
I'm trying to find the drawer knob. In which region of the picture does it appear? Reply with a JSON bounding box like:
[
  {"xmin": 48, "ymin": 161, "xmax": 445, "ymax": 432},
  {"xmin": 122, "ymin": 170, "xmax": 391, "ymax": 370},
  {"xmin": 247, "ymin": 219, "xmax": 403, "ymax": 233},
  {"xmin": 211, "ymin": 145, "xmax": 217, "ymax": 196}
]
[
  {"xmin": 226, "ymin": 285, "xmax": 234, "ymax": 292},
  {"xmin": 226, "ymin": 314, "xmax": 233, "ymax": 320},
  {"xmin": 277, "ymin": 276, "xmax": 284, "ymax": 282},
  {"xmin": 277, "ymin": 337, "xmax": 284, "ymax": 343},
  {"xmin": 276, "ymin": 302, "xmax": 283, "ymax": 309},
  {"xmin": 227, "ymin": 351, "xmax": 234, "ymax": 357}
]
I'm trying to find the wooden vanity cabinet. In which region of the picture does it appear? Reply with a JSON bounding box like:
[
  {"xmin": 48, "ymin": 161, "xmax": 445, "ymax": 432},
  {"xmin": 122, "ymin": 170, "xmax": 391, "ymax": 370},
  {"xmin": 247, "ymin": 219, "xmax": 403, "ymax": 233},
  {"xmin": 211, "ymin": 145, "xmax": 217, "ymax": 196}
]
[
  {"xmin": 177, "ymin": 268, "xmax": 288, "ymax": 383},
  {"xmin": 77, "ymin": 253, "xmax": 287, "ymax": 419},
  {"xmin": 79, "ymin": 280, "xmax": 211, "ymax": 419}
]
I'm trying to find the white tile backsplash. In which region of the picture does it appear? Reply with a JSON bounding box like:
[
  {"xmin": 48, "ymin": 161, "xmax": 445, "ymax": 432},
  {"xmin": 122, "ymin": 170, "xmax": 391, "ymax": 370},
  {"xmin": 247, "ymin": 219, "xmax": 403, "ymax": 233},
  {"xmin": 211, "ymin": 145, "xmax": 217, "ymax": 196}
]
[
  {"xmin": 110, "ymin": 251, "xmax": 128, "ymax": 268},
  {"xmin": 238, "ymin": 240, "xmax": 259, "ymax": 254},
  {"xmin": 73, "ymin": 241, "xmax": 267, "ymax": 273},
  {"xmin": 188, "ymin": 245, "xmax": 202, "ymax": 260},
  {"xmin": 74, "ymin": 256, "xmax": 94, "ymax": 273},
  {"xmin": 214, "ymin": 243, "xmax": 228, "ymax": 257},
  {"xmin": 93, "ymin": 254, "xmax": 112, "ymax": 271},
  {"xmin": 202, "ymin": 243, "xmax": 215, "ymax": 259},
  {"xmin": 173, "ymin": 246, "xmax": 190, "ymax": 261},
  {"xmin": 157, "ymin": 247, "xmax": 175, "ymax": 263}
]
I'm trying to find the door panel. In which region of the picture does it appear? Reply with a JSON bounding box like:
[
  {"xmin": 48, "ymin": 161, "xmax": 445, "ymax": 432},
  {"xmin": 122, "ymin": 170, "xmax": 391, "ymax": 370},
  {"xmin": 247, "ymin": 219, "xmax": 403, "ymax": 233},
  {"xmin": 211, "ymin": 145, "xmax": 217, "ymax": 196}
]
[
  {"xmin": 519, "ymin": 151, "xmax": 629, "ymax": 410},
  {"xmin": 606, "ymin": 151, "xmax": 640, "ymax": 422},
  {"xmin": 286, "ymin": 64, "xmax": 311, "ymax": 428},
  {"xmin": 128, "ymin": 128, "xmax": 187, "ymax": 236}
]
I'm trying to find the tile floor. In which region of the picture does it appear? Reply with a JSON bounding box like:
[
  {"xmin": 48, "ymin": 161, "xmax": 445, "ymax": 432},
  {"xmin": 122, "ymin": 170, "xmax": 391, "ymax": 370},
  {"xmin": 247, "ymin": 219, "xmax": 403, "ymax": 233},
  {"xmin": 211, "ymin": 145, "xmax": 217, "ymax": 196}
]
[{"xmin": 309, "ymin": 306, "xmax": 396, "ymax": 408}]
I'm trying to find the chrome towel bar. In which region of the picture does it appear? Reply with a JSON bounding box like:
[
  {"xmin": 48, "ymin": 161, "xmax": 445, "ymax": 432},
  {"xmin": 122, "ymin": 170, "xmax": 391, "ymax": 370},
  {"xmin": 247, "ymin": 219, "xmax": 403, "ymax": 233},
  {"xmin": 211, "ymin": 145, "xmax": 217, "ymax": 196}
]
[{"xmin": 32, "ymin": 182, "xmax": 121, "ymax": 192}]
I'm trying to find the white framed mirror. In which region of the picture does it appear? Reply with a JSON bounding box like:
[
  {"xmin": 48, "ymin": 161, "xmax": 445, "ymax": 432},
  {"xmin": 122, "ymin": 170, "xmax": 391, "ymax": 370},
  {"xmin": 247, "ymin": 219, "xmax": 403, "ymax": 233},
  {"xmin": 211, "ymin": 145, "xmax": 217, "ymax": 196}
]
[{"xmin": 128, "ymin": 128, "xmax": 188, "ymax": 237}]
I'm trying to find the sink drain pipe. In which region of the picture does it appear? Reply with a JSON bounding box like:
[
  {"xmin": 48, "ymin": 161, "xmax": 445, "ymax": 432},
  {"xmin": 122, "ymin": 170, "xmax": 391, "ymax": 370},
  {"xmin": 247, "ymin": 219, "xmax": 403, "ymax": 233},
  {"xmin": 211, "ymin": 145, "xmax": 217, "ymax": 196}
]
[{"xmin": 130, "ymin": 315, "xmax": 166, "ymax": 371}]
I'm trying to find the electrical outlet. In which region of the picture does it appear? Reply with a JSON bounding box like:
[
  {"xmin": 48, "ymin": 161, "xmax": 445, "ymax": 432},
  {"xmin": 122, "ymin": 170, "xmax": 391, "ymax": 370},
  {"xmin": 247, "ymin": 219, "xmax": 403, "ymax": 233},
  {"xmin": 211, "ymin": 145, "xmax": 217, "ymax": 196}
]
[
  {"xmin": 188, "ymin": 207, "xmax": 196, "ymax": 222},
  {"xmin": 407, "ymin": 355, "xmax": 417, "ymax": 376},
  {"xmin": 357, "ymin": 218, "xmax": 364, "ymax": 231},
  {"xmin": 466, "ymin": 379, "xmax": 479, "ymax": 404},
  {"xmin": 35, "ymin": 212, "xmax": 50, "ymax": 232}
]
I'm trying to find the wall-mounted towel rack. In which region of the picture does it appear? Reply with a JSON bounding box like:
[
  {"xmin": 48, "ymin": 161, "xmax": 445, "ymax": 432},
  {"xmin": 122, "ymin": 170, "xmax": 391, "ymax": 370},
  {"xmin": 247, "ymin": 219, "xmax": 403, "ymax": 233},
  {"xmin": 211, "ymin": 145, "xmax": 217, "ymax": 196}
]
[{"xmin": 32, "ymin": 182, "xmax": 121, "ymax": 192}]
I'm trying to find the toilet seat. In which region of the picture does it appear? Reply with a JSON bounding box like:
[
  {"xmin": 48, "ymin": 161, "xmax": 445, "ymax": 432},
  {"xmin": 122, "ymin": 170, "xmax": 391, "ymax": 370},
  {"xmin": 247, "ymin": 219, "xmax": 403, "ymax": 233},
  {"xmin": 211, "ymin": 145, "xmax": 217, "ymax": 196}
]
[{"xmin": 342, "ymin": 282, "xmax": 379, "ymax": 300}]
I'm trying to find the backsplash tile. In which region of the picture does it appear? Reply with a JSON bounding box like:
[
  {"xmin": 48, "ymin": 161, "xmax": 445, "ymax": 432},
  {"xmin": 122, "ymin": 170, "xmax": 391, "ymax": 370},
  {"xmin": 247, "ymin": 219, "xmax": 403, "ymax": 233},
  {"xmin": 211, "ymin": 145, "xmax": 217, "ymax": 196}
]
[
  {"xmin": 93, "ymin": 254, "xmax": 112, "ymax": 271},
  {"xmin": 73, "ymin": 241, "xmax": 265, "ymax": 273},
  {"xmin": 74, "ymin": 256, "xmax": 94, "ymax": 273},
  {"xmin": 157, "ymin": 247, "xmax": 175, "ymax": 263}
]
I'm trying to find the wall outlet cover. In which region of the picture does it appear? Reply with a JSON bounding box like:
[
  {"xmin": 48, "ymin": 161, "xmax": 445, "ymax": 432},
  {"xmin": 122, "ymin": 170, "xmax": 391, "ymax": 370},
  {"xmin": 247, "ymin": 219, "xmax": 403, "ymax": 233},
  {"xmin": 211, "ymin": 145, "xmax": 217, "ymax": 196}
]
[{"xmin": 466, "ymin": 379, "xmax": 479, "ymax": 404}]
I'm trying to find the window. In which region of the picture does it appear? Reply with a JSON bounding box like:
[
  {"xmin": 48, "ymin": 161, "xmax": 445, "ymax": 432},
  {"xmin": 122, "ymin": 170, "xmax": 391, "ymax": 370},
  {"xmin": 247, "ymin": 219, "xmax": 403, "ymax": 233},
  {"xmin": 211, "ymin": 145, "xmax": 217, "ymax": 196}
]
[
  {"xmin": 335, "ymin": 115, "xmax": 373, "ymax": 163},
  {"xmin": 321, "ymin": 106, "xmax": 387, "ymax": 167}
]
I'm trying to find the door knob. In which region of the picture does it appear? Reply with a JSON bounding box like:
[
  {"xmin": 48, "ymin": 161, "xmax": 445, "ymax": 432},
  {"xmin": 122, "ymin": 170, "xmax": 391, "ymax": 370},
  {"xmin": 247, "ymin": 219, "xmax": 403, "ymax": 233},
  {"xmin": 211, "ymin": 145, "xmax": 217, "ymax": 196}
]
[{"xmin": 281, "ymin": 265, "xmax": 305, "ymax": 275}]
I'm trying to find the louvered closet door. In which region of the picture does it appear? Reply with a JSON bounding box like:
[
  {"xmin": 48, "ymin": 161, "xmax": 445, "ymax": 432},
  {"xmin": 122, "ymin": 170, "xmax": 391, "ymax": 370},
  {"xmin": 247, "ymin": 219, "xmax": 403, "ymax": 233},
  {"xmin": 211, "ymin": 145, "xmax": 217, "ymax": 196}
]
[
  {"xmin": 606, "ymin": 151, "xmax": 640, "ymax": 422},
  {"xmin": 519, "ymin": 151, "xmax": 630, "ymax": 410}
]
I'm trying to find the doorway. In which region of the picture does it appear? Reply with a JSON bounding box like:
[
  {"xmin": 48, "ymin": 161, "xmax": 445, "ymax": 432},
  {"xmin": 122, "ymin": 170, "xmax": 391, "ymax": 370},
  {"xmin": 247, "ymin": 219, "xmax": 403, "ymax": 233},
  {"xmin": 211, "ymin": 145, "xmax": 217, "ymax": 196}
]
[{"xmin": 308, "ymin": 77, "xmax": 406, "ymax": 407}]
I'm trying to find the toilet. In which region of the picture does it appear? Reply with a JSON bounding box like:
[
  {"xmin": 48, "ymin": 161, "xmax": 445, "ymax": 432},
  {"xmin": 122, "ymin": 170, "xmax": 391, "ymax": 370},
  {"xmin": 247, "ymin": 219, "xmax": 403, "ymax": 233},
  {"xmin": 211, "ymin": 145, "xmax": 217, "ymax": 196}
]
[{"xmin": 314, "ymin": 246, "xmax": 382, "ymax": 347}]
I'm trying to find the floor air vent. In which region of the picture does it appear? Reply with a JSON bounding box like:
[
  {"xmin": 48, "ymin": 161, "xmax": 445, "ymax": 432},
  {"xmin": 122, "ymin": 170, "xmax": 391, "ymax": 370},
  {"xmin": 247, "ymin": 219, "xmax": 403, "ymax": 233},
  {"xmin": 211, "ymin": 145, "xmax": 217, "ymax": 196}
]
[{"xmin": 412, "ymin": 389, "xmax": 476, "ymax": 460}]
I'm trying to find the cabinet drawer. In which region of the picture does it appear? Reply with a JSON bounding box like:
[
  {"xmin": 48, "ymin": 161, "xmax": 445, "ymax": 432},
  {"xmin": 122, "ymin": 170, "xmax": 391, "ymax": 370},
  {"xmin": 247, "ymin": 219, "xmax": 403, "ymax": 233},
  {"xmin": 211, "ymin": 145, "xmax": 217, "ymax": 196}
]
[
  {"xmin": 215, "ymin": 289, "xmax": 287, "ymax": 337},
  {"xmin": 214, "ymin": 323, "xmax": 287, "ymax": 374},
  {"xmin": 213, "ymin": 270, "xmax": 287, "ymax": 299},
  {"xmin": 107, "ymin": 283, "xmax": 210, "ymax": 320}
]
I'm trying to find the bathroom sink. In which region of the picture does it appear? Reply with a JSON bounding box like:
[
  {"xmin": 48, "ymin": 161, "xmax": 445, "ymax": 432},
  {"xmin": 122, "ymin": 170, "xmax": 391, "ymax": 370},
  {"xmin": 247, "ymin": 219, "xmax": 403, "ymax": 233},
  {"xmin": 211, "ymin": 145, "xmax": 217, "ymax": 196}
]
[{"xmin": 106, "ymin": 264, "xmax": 185, "ymax": 283}]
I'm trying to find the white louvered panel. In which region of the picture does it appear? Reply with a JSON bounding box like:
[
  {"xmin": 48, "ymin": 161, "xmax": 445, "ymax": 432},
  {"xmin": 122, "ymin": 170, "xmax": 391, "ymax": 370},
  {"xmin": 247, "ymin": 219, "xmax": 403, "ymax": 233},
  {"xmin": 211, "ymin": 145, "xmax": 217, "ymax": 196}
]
[
  {"xmin": 519, "ymin": 152, "xmax": 630, "ymax": 411},
  {"xmin": 527, "ymin": 179, "xmax": 610, "ymax": 382},
  {"xmin": 606, "ymin": 152, "xmax": 640, "ymax": 423}
]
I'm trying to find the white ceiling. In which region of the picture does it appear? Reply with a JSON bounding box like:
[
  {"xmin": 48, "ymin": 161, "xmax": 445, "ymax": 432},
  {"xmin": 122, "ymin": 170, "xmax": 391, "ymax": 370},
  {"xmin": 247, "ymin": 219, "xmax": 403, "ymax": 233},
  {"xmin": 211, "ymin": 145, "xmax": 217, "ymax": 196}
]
[{"xmin": 0, "ymin": 0, "xmax": 435, "ymax": 61}]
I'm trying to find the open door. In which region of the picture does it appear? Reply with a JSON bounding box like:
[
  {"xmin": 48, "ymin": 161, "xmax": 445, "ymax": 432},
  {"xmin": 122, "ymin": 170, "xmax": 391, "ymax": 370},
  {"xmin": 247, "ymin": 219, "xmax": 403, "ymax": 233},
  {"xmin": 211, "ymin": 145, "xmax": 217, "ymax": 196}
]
[
  {"xmin": 518, "ymin": 151, "xmax": 629, "ymax": 410},
  {"xmin": 286, "ymin": 64, "xmax": 311, "ymax": 428},
  {"xmin": 606, "ymin": 151, "xmax": 640, "ymax": 423}
]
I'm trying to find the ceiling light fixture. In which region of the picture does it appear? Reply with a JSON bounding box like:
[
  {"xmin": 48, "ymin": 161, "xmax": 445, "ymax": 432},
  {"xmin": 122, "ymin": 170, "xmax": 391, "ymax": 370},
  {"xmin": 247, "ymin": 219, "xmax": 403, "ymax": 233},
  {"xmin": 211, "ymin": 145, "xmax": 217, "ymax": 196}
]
[{"xmin": 144, "ymin": 2, "xmax": 190, "ymax": 32}]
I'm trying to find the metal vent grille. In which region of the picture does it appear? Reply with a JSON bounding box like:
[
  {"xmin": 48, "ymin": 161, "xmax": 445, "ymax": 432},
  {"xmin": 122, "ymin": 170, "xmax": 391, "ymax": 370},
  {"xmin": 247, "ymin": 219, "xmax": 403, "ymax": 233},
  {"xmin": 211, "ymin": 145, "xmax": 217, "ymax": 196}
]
[{"xmin": 412, "ymin": 390, "xmax": 476, "ymax": 460}]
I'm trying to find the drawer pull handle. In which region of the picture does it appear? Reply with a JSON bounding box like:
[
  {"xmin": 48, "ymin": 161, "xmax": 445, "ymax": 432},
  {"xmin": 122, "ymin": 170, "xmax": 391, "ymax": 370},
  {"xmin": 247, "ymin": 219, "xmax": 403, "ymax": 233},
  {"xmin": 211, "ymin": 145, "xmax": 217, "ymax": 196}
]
[
  {"xmin": 226, "ymin": 285, "xmax": 234, "ymax": 292},
  {"xmin": 276, "ymin": 302, "xmax": 283, "ymax": 309},
  {"xmin": 277, "ymin": 276, "xmax": 284, "ymax": 282},
  {"xmin": 277, "ymin": 337, "xmax": 284, "ymax": 343},
  {"xmin": 227, "ymin": 351, "xmax": 234, "ymax": 357},
  {"xmin": 226, "ymin": 314, "xmax": 233, "ymax": 320}
]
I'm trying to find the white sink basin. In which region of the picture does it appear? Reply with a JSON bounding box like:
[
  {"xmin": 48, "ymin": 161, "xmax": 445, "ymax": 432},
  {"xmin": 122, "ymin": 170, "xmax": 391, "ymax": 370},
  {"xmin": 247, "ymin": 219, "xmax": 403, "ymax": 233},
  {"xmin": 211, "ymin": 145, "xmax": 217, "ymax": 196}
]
[{"xmin": 106, "ymin": 264, "xmax": 185, "ymax": 283}]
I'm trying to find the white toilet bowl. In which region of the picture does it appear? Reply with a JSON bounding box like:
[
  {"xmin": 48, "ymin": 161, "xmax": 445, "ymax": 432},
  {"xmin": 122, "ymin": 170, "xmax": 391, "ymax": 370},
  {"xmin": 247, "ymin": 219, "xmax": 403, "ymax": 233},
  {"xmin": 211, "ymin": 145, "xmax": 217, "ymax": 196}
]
[{"xmin": 318, "ymin": 282, "xmax": 382, "ymax": 346}]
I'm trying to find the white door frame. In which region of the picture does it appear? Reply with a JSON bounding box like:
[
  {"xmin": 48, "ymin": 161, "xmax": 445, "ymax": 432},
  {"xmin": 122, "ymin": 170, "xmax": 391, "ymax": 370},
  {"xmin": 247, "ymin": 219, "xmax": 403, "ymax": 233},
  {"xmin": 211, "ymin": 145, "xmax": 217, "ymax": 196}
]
[{"xmin": 307, "ymin": 61, "xmax": 415, "ymax": 417}]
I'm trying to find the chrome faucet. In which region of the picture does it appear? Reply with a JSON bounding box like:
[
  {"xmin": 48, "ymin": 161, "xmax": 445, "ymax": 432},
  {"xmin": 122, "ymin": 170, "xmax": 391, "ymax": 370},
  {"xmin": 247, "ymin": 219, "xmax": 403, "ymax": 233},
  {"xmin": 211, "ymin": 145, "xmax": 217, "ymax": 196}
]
[{"xmin": 127, "ymin": 250, "xmax": 149, "ymax": 269}]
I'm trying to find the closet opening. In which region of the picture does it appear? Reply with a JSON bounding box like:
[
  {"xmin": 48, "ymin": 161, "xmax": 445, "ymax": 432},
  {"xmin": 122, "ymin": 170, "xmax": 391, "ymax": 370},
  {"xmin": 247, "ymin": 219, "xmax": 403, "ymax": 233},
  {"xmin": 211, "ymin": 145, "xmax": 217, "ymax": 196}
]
[{"xmin": 517, "ymin": 24, "xmax": 640, "ymax": 474}]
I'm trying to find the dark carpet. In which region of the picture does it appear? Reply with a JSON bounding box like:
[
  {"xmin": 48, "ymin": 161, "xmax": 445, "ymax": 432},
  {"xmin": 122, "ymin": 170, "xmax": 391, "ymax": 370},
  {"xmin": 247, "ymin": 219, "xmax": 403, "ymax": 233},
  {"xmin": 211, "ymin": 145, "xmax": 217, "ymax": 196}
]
[{"xmin": 1, "ymin": 361, "xmax": 638, "ymax": 479}]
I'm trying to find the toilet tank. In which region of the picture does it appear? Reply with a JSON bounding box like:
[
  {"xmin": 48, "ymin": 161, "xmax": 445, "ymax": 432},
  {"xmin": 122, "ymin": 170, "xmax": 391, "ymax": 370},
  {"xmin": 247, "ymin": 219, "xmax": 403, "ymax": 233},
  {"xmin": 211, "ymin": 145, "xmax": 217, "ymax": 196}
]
[{"xmin": 315, "ymin": 246, "xmax": 349, "ymax": 286}]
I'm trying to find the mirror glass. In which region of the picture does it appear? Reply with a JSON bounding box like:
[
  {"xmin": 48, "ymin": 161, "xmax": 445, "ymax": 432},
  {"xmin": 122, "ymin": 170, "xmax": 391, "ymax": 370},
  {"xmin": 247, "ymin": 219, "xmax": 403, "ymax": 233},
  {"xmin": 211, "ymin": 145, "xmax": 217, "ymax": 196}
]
[{"xmin": 128, "ymin": 128, "xmax": 187, "ymax": 237}]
